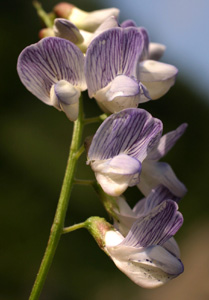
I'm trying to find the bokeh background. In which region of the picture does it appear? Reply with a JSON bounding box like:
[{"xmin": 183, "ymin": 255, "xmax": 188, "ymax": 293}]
[{"xmin": 1, "ymin": 0, "xmax": 209, "ymax": 299}]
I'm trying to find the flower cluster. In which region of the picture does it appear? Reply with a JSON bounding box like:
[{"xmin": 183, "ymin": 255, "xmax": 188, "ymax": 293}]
[{"xmin": 17, "ymin": 3, "xmax": 187, "ymax": 290}]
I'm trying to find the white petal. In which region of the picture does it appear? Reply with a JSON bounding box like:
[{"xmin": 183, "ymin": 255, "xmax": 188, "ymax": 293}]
[
  {"xmin": 148, "ymin": 43, "xmax": 166, "ymax": 60},
  {"xmin": 91, "ymin": 155, "xmax": 141, "ymax": 196},
  {"xmin": 140, "ymin": 60, "xmax": 178, "ymax": 99},
  {"xmin": 50, "ymin": 80, "xmax": 80, "ymax": 121},
  {"xmin": 70, "ymin": 7, "xmax": 120, "ymax": 32},
  {"xmin": 107, "ymin": 244, "xmax": 183, "ymax": 288}
]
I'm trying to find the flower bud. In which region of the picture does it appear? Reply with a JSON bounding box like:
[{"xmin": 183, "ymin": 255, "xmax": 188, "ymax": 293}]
[{"xmin": 53, "ymin": 2, "xmax": 75, "ymax": 19}]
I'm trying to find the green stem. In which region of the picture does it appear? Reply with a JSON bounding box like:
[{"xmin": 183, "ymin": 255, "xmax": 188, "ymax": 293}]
[
  {"xmin": 73, "ymin": 179, "xmax": 96, "ymax": 186},
  {"xmin": 29, "ymin": 96, "xmax": 84, "ymax": 300},
  {"xmin": 62, "ymin": 222, "xmax": 86, "ymax": 234},
  {"xmin": 83, "ymin": 113, "xmax": 108, "ymax": 125},
  {"xmin": 33, "ymin": 1, "xmax": 54, "ymax": 28}
]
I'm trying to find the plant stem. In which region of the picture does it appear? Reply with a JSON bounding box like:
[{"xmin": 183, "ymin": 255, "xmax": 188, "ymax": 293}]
[
  {"xmin": 83, "ymin": 113, "xmax": 108, "ymax": 125},
  {"xmin": 73, "ymin": 179, "xmax": 96, "ymax": 186},
  {"xmin": 62, "ymin": 222, "xmax": 86, "ymax": 234},
  {"xmin": 33, "ymin": 1, "xmax": 54, "ymax": 28},
  {"xmin": 29, "ymin": 97, "xmax": 84, "ymax": 300}
]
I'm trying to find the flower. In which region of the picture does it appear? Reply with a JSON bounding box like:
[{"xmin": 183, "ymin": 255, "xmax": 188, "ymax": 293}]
[
  {"xmin": 87, "ymin": 108, "xmax": 163, "ymax": 196},
  {"xmin": 53, "ymin": 2, "xmax": 120, "ymax": 32},
  {"xmin": 121, "ymin": 22, "xmax": 178, "ymax": 100},
  {"xmin": 85, "ymin": 27, "xmax": 150, "ymax": 113},
  {"xmin": 17, "ymin": 37, "xmax": 86, "ymax": 121},
  {"xmin": 87, "ymin": 108, "xmax": 186, "ymax": 197},
  {"xmin": 105, "ymin": 194, "xmax": 184, "ymax": 288},
  {"xmin": 138, "ymin": 123, "xmax": 188, "ymax": 197}
]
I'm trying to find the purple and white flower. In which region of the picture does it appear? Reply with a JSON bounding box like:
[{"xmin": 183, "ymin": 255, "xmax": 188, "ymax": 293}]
[
  {"xmin": 85, "ymin": 27, "xmax": 150, "ymax": 113},
  {"xmin": 105, "ymin": 191, "xmax": 184, "ymax": 288},
  {"xmin": 85, "ymin": 25, "xmax": 178, "ymax": 113},
  {"xmin": 87, "ymin": 108, "xmax": 186, "ymax": 197},
  {"xmin": 17, "ymin": 37, "xmax": 86, "ymax": 121},
  {"xmin": 87, "ymin": 108, "xmax": 163, "ymax": 196},
  {"xmin": 121, "ymin": 22, "xmax": 178, "ymax": 100}
]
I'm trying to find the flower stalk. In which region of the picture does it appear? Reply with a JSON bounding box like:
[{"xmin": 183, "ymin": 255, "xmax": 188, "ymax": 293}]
[{"xmin": 29, "ymin": 96, "xmax": 84, "ymax": 300}]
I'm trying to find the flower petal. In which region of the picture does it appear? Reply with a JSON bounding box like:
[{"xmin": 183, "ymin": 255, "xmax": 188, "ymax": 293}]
[
  {"xmin": 107, "ymin": 243, "xmax": 183, "ymax": 288},
  {"xmin": 163, "ymin": 237, "xmax": 181, "ymax": 258},
  {"xmin": 91, "ymin": 154, "xmax": 141, "ymax": 196},
  {"xmin": 139, "ymin": 161, "xmax": 187, "ymax": 197},
  {"xmin": 113, "ymin": 197, "xmax": 138, "ymax": 235},
  {"xmin": 138, "ymin": 27, "xmax": 149, "ymax": 61},
  {"xmin": 85, "ymin": 27, "xmax": 144, "ymax": 97},
  {"xmin": 53, "ymin": 18, "xmax": 84, "ymax": 44},
  {"xmin": 50, "ymin": 80, "xmax": 80, "ymax": 121},
  {"xmin": 143, "ymin": 185, "xmax": 180, "ymax": 213},
  {"xmin": 70, "ymin": 7, "xmax": 120, "ymax": 32},
  {"xmin": 148, "ymin": 42, "xmax": 166, "ymax": 60},
  {"xmin": 139, "ymin": 60, "xmax": 178, "ymax": 99},
  {"xmin": 147, "ymin": 123, "xmax": 188, "ymax": 161},
  {"xmin": 120, "ymin": 20, "xmax": 137, "ymax": 28},
  {"xmin": 121, "ymin": 200, "xmax": 183, "ymax": 248},
  {"xmin": 17, "ymin": 37, "xmax": 86, "ymax": 105},
  {"xmin": 88, "ymin": 108, "xmax": 162, "ymax": 162}
]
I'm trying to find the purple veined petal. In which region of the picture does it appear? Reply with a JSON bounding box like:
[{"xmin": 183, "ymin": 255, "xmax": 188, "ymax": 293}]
[
  {"xmin": 139, "ymin": 161, "xmax": 187, "ymax": 197},
  {"xmin": 139, "ymin": 60, "xmax": 178, "ymax": 99},
  {"xmin": 88, "ymin": 108, "xmax": 162, "ymax": 162},
  {"xmin": 17, "ymin": 37, "xmax": 86, "ymax": 106},
  {"xmin": 138, "ymin": 27, "xmax": 149, "ymax": 61},
  {"xmin": 120, "ymin": 200, "xmax": 183, "ymax": 248},
  {"xmin": 148, "ymin": 42, "xmax": 166, "ymax": 60},
  {"xmin": 147, "ymin": 123, "xmax": 188, "ymax": 161},
  {"xmin": 120, "ymin": 20, "xmax": 137, "ymax": 28},
  {"xmin": 133, "ymin": 185, "xmax": 180, "ymax": 216},
  {"xmin": 53, "ymin": 18, "xmax": 84, "ymax": 44},
  {"xmin": 143, "ymin": 185, "xmax": 181, "ymax": 214},
  {"xmin": 85, "ymin": 27, "xmax": 144, "ymax": 97}
]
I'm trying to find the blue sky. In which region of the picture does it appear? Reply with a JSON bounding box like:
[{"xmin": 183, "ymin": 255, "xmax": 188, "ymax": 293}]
[{"xmin": 102, "ymin": 0, "xmax": 209, "ymax": 102}]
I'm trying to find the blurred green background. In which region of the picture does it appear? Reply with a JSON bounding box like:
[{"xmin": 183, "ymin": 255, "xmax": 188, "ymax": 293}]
[{"xmin": 1, "ymin": 0, "xmax": 209, "ymax": 299}]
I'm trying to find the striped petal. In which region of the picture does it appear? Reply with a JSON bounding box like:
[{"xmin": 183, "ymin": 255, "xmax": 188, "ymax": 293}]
[
  {"xmin": 88, "ymin": 108, "xmax": 162, "ymax": 162},
  {"xmin": 139, "ymin": 60, "xmax": 178, "ymax": 99},
  {"xmin": 17, "ymin": 37, "xmax": 86, "ymax": 106},
  {"xmin": 121, "ymin": 200, "xmax": 183, "ymax": 248},
  {"xmin": 85, "ymin": 27, "xmax": 144, "ymax": 98}
]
